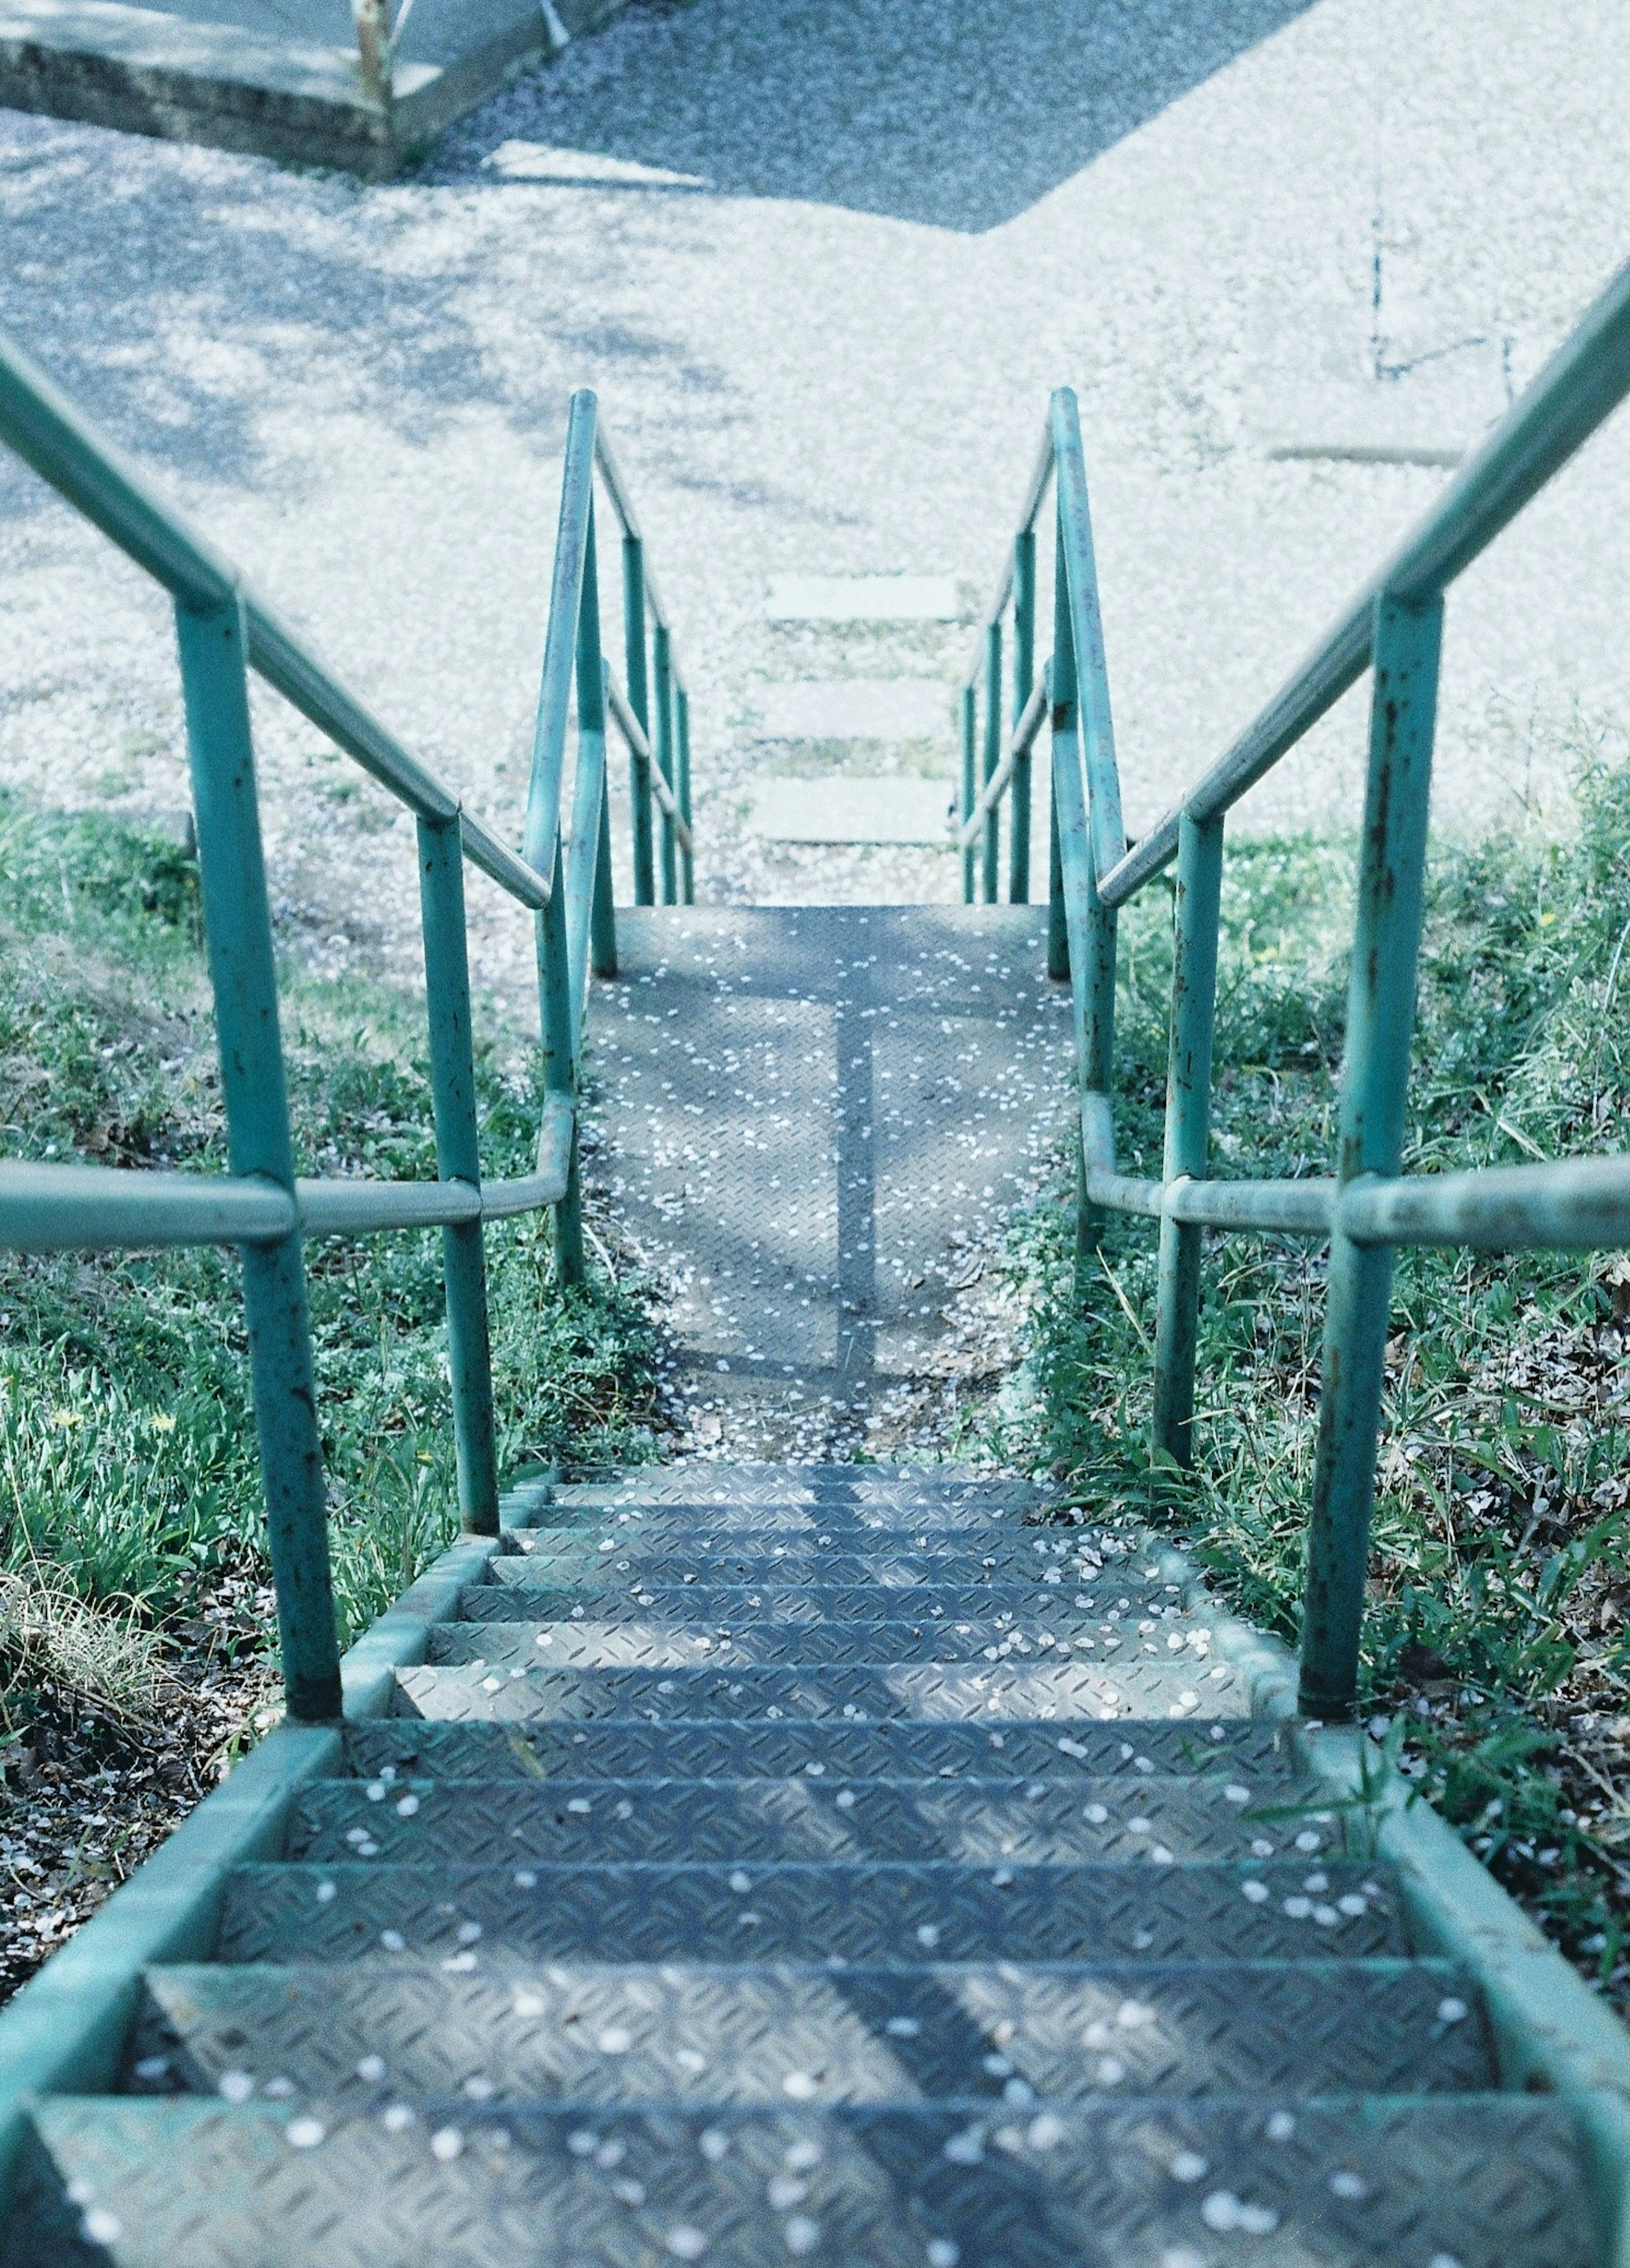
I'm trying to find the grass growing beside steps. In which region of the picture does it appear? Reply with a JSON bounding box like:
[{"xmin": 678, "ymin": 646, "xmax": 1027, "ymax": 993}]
[
  {"xmin": 0, "ymin": 794, "xmax": 664, "ymax": 2001},
  {"xmin": 992, "ymin": 731, "xmax": 1630, "ymax": 2014}
]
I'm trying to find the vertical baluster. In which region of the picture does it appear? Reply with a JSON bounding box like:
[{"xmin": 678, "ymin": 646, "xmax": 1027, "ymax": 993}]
[
  {"xmin": 1046, "ymin": 662, "xmax": 1068, "ymax": 981},
  {"xmin": 981, "ymin": 619, "xmax": 1002, "ymax": 904},
  {"xmin": 960, "ymin": 684, "xmax": 976, "ymax": 905},
  {"xmin": 1009, "ymin": 529, "xmax": 1035, "ymax": 902},
  {"xmin": 417, "ymin": 815, "xmax": 499, "ymax": 1534},
  {"xmin": 1151, "ymin": 812, "xmax": 1224, "ymax": 1467},
  {"xmin": 654, "ymin": 621, "xmax": 678, "ymax": 905},
  {"xmin": 621, "ymin": 531, "xmax": 655, "ymax": 907},
  {"xmin": 676, "ymin": 685, "xmax": 694, "ymax": 905},
  {"xmin": 175, "ymin": 596, "xmax": 340, "ymax": 1720},
  {"xmin": 537, "ymin": 508, "xmax": 603, "ymax": 1286},
  {"xmin": 591, "ymin": 769, "xmax": 618, "ymax": 978},
  {"xmin": 1300, "ymin": 590, "xmax": 1444, "ymax": 1719},
  {"xmin": 1050, "ymin": 513, "xmax": 1116, "ymax": 1270}
]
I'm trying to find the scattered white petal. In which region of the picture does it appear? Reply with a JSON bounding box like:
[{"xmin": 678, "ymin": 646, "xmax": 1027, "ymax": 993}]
[
  {"xmin": 927, "ymin": 2243, "xmax": 959, "ymax": 2267},
  {"xmin": 1265, "ymin": 2111, "xmax": 1296, "ymax": 2141},
  {"xmin": 380, "ymin": 1930, "xmax": 407, "ymax": 1952},
  {"xmin": 357, "ymin": 2055, "xmax": 387, "ymax": 2083},
  {"xmin": 218, "ymin": 2071, "xmax": 254, "ymax": 2104},
  {"xmin": 81, "ymin": 2209, "xmax": 123, "ymax": 2247},
  {"xmin": 784, "ymin": 2217, "xmax": 821, "ymax": 2255},
  {"xmin": 286, "ymin": 2117, "xmax": 326, "ymax": 2150},
  {"xmin": 1329, "ymin": 2170, "xmax": 1367, "ymax": 2200},
  {"xmin": 667, "ymin": 2229, "xmax": 709, "ymax": 2260},
  {"xmin": 1169, "ymin": 2151, "xmax": 1208, "ymax": 2184},
  {"xmin": 383, "ymin": 2104, "xmax": 415, "ymax": 2133},
  {"xmin": 782, "ymin": 2072, "xmax": 818, "ymax": 2100},
  {"xmin": 1437, "ymin": 1997, "xmax": 1469, "ymax": 2025},
  {"xmin": 431, "ymin": 2127, "xmax": 465, "ymax": 2162},
  {"xmin": 598, "ymin": 2026, "xmax": 633, "ymax": 2054},
  {"xmin": 1242, "ymin": 1880, "xmax": 1270, "ymax": 1905}
]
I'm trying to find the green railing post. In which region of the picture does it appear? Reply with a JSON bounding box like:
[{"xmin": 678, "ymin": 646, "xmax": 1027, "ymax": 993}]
[
  {"xmin": 1300, "ymin": 590, "xmax": 1445, "ymax": 1719},
  {"xmin": 591, "ymin": 772, "xmax": 618, "ymax": 978},
  {"xmin": 676, "ymin": 684, "xmax": 694, "ymax": 905},
  {"xmin": 621, "ymin": 531, "xmax": 655, "ymax": 907},
  {"xmin": 416, "ymin": 814, "xmax": 500, "ymax": 1534},
  {"xmin": 654, "ymin": 622, "xmax": 678, "ymax": 905},
  {"xmin": 1050, "ymin": 534, "xmax": 1116, "ymax": 1269},
  {"xmin": 1046, "ymin": 680, "xmax": 1068, "ymax": 981},
  {"xmin": 960, "ymin": 684, "xmax": 976, "ymax": 905},
  {"xmin": 175, "ymin": 597, "xmax": 340, "ymax": 1721},
  {"xmin": 1009, "ymin": 529, "xmax": 1035, "ymax": 903},
  {"xmin": 1151, "ymin": 812, "xmax": 1224, "ymax": 1466},
  {"xmin": 981, "ymin": 618, "xmax": 1002, "ymax": 903}
]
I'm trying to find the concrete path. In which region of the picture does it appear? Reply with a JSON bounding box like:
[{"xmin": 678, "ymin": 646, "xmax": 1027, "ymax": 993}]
[{"xmin": 0, "ymin": 0, "xmax": 1626, "ymax": 1001}]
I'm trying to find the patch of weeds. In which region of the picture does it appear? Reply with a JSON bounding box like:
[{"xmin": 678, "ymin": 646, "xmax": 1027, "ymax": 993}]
[
  {"xmin": 0, "ymin": 789, "xmax": 665, "ymax": 1675},
  {"xmin": 993, "ymin": 728, "xmax": 1630, "ymax": 2009}
]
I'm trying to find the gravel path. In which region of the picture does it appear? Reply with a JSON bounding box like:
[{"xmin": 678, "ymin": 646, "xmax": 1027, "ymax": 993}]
[{"xmin": 0, "ymin": 0, "xmax": 1626, "ymax": 1006}]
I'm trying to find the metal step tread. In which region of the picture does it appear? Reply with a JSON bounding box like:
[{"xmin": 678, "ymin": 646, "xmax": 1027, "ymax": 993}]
[
  {"xmin": 11, "ymin": 2094, "xmax": 1595, "ymax": 2267},
  {"xmin": 126, "ymin": 1956, "xmax": 1489, "ymax": 2108},
  {"xmin": 427, "ymin": 1616, "xmax": 1220, "ymax": 1669},
  {"xmin": 475, "ymin": 1569, "xmax": 1174, "ymax": 1614},
  {"xmin": 507, "ymin": 1544, "xmax": 1112, "ymax": 1585},
  {"xmin": 551, "ymin": 1467, "xmax": 1054, "ymax": 1505},
  {"xmin": 393, "ymin": 1656, "xmax": 1245, "ymax": 1726},
  {"xmin": 215, "ymin": 1858, "xmax": 1406, "ymax": 1967},
  {"xmin": 530, "ymin": 1504, "xmax": 1050, "ymax": 1536},
  {"xmin": 284, "ymin": 1774, "xmax": 1335, "ymax": 1869},
  {"xmin": 340, "ymin": 1717, "xmax": 1307, "ymax": 1786}
]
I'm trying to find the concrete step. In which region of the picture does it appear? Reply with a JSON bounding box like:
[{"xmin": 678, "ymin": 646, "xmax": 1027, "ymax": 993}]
[
  {"xmin": 13, "ymin": 2094, "xmax": 1594, "ymax": 2267},
  {"xmin": 126, "ymin": 1956, "xmax": 1489, "ymax": 2108},
  {"xmin": 340, "ymin": 1717, "xmax": 1308, "ymax": 1788},
  {"xmin": 391, "ymin": 1656, "xmax": 1246, "ymax": 1725},
  {"xmin": 284, "ymin": 1774, "xmax": 1335, "ymax": 1869},
  {"xmin": 214, "ymin": 1859, "xmax": 1407, "ymax": 1968}
]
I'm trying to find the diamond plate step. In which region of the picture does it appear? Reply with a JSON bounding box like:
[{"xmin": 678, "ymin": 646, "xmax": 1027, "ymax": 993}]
[
  {"xmin": 215, "ymin": 1859, "xmax": 1407, "ymax": 1967},
  {"xmin": 392, "ymin": 1657, "xmax": 1245, "ymax": 1725},
  {"xmin": 126, "ymin": 1956, "xmax": 1490, "ymax": 2107},
  {"xmin": 11, "ymin": 2095, "xmax": 1594, "ymax": 2268},
  {"xmin": 507, "ymin": 1543, "xmax": 1113, "ymax": 1587},
  {"xmin": 285, "ymin": 1773, "xmax": 1335, "ymax": 1869},
  {"xmin": 531, "ymin": 1504, "xmax": 1047, "ymax": 1537},
  {"xmin": 471, "ymin": 1578, "xmax": 1169, "ymax": 1633},
  {"xmin": 428, "ymin": 1616, "xmax": 1220, "ymax": 1672},
  {"xmin": 551, "ymin": 1467, "xmax": 1054, "ymax": 1507},
  {"xmin": 341, "ymin": 1717, "xmax": 1307, "ymax": 1787}
]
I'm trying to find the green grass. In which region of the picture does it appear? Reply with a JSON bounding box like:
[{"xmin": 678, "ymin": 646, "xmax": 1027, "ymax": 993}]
[
  {"xmin": 991, "ymin": 728, "xmax": 1630, "ymax": 2000},
  {"xmin": 0, "ymin": 794, "xmax": 663, "ymax": 1733}
]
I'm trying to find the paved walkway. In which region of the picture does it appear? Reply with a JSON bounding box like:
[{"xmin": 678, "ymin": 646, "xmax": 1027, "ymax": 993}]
[{"xmin": 0, "ymin": 0, "xmax": 1626, "ymax": 999}]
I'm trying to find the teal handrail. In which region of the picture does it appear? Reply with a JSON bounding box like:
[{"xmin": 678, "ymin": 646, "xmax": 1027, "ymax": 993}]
[
  {"xmin": 966, "ymin": 253, "xmax": 1630, "ymax": 1723},
  {"xmin": 0, "ymin": 332, "xmax": 695, "ymax": 1723}
]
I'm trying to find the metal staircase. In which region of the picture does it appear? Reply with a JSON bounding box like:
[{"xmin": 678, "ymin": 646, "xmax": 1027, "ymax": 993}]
[{"xmin": 3, "ymin": 1461, "xmax": 1597, "ymax": 2263}]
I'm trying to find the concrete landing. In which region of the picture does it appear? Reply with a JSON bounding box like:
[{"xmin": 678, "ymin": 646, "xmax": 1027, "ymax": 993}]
[
  {"xmin": 585, "ymin": 906, "xmax": 1072, "ymax": 1417},
  {"xmin": 0, "ymin": 0, "xmax": 621, "ymax": 171}
]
